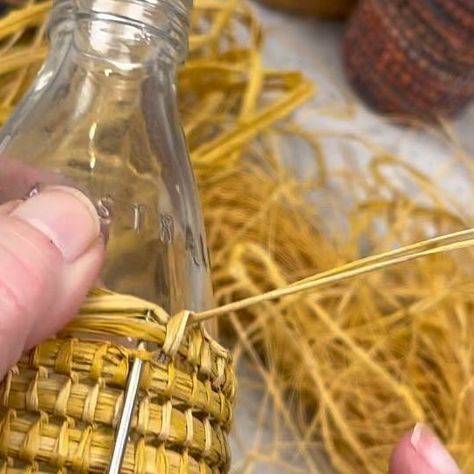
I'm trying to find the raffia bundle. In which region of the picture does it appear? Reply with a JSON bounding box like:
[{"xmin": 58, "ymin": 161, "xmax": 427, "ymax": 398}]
[
  {"xmin": 204, "ymin": 127, "xmax": 474, "ymax": 473},
  {"xmin": 2, "ymin": 1, "xmax": 474, "ymax": 474},
  {"xmin": 344, "ymin": 0, "xmax": 474, "ymax": 119}
]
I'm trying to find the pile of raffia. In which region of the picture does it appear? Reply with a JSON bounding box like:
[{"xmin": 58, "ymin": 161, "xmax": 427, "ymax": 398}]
[{"xmin": 2, "ymin": 1, "xmax": 474, "ymax": 473}]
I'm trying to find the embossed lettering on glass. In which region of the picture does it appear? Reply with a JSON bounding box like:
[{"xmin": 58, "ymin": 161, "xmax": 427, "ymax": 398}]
[{"xmin": 0, "ymin": 0, "xmax": 213, "ymax": 315}]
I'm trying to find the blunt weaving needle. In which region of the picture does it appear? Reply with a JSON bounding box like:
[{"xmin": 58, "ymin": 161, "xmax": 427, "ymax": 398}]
[
  {"xmin": 108, "ymin": 311, "xmax": 152, "ymax": 474},
  {"xmin": 108, "ymin": 340, "xmax": 146, "ymax": 474}
]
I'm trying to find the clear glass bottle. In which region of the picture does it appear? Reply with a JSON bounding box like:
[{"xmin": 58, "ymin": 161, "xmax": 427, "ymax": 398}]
[{"xmin": 0, "ymin": 0, "xmax": 213, "ymax": 315}]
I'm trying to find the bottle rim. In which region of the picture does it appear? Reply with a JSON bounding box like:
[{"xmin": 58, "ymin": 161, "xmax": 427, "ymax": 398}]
[{"xmin": 48, "ymin": 0, "xmax": 193, "ymax": 64}]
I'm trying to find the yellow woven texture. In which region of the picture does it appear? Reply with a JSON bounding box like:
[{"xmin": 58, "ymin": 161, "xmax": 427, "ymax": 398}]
[{"xmin": 0, "ymin": 289, "xmax": 235, "ymax": 473}]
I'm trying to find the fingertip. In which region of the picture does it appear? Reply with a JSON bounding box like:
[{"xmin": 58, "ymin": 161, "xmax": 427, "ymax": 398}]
[
  {"xmin": 389, "ymin": 432, "xmax": 418, "ymax": 474},
  {"xmin": 389, "ymin": 426, "xmax": 459, "ymax": 474},
  {"xmin": 410, "ymin": 424, "xmax": 461, "ymax": 474},
  {"xmin": 12, "ymin": 186, "xmax": 101, "ymax": 262},
  {"xmin": 25, "ymin": 237, "xmax": 105, "ymax": 348}
]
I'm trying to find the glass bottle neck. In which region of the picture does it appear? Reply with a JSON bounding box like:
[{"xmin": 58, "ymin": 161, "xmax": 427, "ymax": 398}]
[
  {"xmin": 0, "ymin": 0, "xmax": 213, "ymax": 314},
  {"xmin": 48, "ymin": 0, "xmax": 192, "ymax": 68}
]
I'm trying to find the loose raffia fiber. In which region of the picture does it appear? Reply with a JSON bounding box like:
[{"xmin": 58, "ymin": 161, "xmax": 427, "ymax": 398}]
[
  {"xmin": 204, "ymin": 123, "xmax": 474, "ymax": 473},
  {"xmin": 344, "ymin": 0, "xmax": 474, "ymax": 119}
]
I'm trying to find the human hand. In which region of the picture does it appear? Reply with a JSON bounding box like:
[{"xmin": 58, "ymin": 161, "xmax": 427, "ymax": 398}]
[
  {"xmin": 0, "ymin": 186, "xmax": 104, "ymax": 379},
  {"xmin": 390, "ymin": 423, "xmax": 461, "ymax": 474}
]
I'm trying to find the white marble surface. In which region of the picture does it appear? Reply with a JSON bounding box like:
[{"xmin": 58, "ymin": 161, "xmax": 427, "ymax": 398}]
[{"xmin": 230, "ymin": 3, "xmax": 473, "ymax": 473}]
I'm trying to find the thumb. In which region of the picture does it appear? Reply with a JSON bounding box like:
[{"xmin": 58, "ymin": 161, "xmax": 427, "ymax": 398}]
[
  {"xmin": 0, "ymin": 186, "xmax": 104, "ymax": 378},
  {"xmin": 389, "ymin": 423, "xmax": 461, "ymax": 474}
]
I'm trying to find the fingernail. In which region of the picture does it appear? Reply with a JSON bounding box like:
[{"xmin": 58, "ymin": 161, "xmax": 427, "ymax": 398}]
[
  {"xmin": 11, "ymin": 185, "xmax": 101, "ymax": 262},
  {"xmin": 411, "ymin": 423, "xmax": 461, "ymax": 474}
]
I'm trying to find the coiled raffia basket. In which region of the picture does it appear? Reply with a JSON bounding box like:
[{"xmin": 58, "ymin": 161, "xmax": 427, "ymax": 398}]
[
  {"xmin": 344, "ymin": 0, "xmax": 474, "ymax": 119},
  {"xmin": 258, "ymin": 0, "xmax": 356, "ymax": 18},
  {"xmin": 0, "ymin": 289, "xmax": 235, "ymax": 473}
]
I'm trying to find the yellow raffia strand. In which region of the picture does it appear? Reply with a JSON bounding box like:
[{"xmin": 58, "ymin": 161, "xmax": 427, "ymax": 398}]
[{"xmin": 2, "ymin": 1, "xmax": 474, "ymax": 474}]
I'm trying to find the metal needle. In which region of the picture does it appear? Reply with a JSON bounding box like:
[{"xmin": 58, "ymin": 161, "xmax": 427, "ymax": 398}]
[{"xmin": 108, "ymin": 338, "xmax": 147, "ymax": 474}]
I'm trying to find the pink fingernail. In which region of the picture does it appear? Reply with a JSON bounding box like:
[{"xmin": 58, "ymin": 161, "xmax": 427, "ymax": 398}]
[
  {"xmin": 411, "ymin": 423, "xmax": 461, "ymax": 474},
  {"xmin": 11, "ymin": 186, "xmax": 101, "ymax": 262}
]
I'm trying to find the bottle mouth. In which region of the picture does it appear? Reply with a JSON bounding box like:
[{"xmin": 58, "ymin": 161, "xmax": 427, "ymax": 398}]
[{"xmin": 49, "ymin": 0, "xmax": 193, "ymax": 64}]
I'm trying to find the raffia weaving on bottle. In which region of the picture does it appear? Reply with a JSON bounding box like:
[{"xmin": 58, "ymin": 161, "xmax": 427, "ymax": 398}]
[
  {"xmin": 0, "ymin": 289, "xmax": 235, "ymax": 473},
  {"xmin": 2, "ymin": 1, "xmax": 474, "ymax": 474}
]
